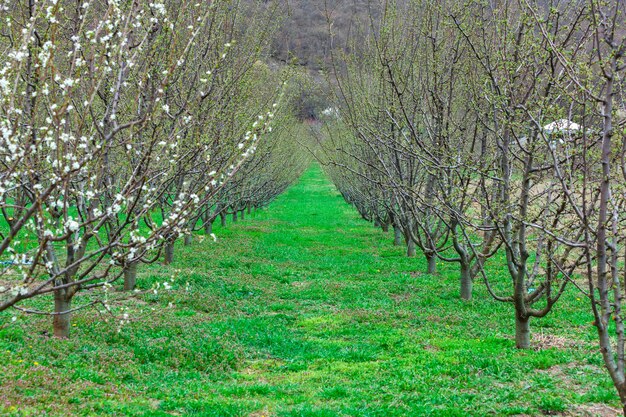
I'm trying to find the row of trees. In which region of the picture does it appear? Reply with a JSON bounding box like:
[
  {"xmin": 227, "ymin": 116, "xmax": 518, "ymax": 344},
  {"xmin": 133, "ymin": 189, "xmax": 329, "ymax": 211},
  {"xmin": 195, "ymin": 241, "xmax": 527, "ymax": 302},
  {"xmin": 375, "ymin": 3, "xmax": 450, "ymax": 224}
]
[
  {"xmin": 0, "ymin": 0, "xmax": 309, "ymax": 338},
  {"xmin": 320, "ymin": 0, "xmax": 626, "ymax": 410}
]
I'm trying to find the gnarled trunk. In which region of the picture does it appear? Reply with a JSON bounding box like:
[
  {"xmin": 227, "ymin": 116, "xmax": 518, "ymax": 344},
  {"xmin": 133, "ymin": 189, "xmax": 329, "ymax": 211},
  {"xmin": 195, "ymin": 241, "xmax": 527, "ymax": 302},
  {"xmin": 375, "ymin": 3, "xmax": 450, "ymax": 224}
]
[
  {"xmin": 184, "ymin": 234, "xmax": 193, "ymax": 246},
  {"xmin": 240, "ymin": 210, "xmax": 245, "ymax": 221},
  {"xmin": 204, "ymin": 220, "xmax": 213, "ymax": 235},
  {"xmin": 382, "ymin": 222, "xmax": 390, "ymax": 233},
  {"xmin": 232, "ymin": 211, "xmax": 238, "ymax": 223},
  {"xmin": 220, "ymin": 212, "xmax": 226, "ymax": 227}
]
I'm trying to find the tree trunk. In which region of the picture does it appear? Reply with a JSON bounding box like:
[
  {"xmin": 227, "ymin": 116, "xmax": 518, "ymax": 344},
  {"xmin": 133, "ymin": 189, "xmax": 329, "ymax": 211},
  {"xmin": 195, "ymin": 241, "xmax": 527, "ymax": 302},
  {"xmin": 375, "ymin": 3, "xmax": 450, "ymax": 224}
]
[
  {"xmin": 184, "ymin": 234, "xmax": 192, "ymax": 246},
  {"xmin": 232, "ymin": 211, "xmax": 238, "ymax": 223},
  {"xmin": 123, "ymin": 262, "xmax": 138, "ymax": 291},
  {"xmin": 247, "ymin": 203, "xmax": 252, "ymax": 215},
  {"xmin": 515, "ymin": 315, "xmax": 531, "ymax": 349},
  {"xmin": 53, "ymin": 291, "xmax": 72, "ymax": 338},
  {"xmin": 382, "ymin": 222, "xmax": 390, "ymax": 233},
  {"xmin": 374, "ymin": 219, "xmax": 381, "ymax": 228},
  {"xmin": 164, "ymin": 243, "xmax": 174, "ymax": 265},
  {"xmin": 220, "ymin": 212, "xmax": 226, "ymax": 227},
  {"xmin": 394, "ymin": 226, "xmax": 402, "ymax": 246},
  {"xmin": 240, "ymin": 210, "xmax": 245, "ymax": 221},
  {"xmin": 426, "ymin": 253, "xmax": 437, "ymax": 275},
  {"xmin": 460, "ymin": 262, "xmax": 472, "ymax": 301},
  {"xmin": 406, "ymin": 239, "xmax": 416, "ymax": 257},
  {"xmin": 204, "ymin": 220, "xmax": 213, "ymax": 235}
]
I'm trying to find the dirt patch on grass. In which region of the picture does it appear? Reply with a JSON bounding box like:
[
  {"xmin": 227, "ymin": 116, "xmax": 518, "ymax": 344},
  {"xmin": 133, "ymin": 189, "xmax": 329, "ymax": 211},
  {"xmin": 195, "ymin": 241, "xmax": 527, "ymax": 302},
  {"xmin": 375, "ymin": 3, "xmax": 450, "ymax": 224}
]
[
  {"xmin": 390, "ymin": 292, "xmax": 413, "ymax": 304},
  {"xmin": 539, "ymin": 362, "xmax": 601, "ymax": 394},
  {"xmin": 248, "ymin": 409, "xmax": 273, "ymax": 417},
  {"xmin": 118, "ymin": 296, "xmax": 149, "ymax": 306},
  {"xmin": 349, "ymin": 308, "xmax": 386, "ymax": 323},
  {"xmin": 423, "ymin": 344, "xmax": 441, "ymax": 352},
  {"xmin": 241, "ymin": 225, "xmax": 273, "ymax": 233},
  {"xmin": 242, "ymin": 359, "xmax": 286, "ymax": 375},
  {"xmin": 532, "ymin": 332, "xmax": 591, "ymax": 351},
  {"xmin": 564, "ymin": 403, "xmax": 621, "ymax": 416},
  {"xmin": 427, "ymin": 314, "xmax": 444, "ymax": 323},
  {"xmin": 515, "ymin": 403, "xmax": 620, "ymax": 417}
]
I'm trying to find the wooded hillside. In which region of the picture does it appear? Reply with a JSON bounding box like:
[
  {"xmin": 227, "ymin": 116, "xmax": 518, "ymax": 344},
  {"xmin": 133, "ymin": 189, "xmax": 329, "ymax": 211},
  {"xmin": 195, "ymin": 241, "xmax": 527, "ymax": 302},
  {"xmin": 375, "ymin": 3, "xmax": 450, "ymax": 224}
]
[{"xmin": 271, "ymin": 0, "xmax": 380, "ymax": 71}]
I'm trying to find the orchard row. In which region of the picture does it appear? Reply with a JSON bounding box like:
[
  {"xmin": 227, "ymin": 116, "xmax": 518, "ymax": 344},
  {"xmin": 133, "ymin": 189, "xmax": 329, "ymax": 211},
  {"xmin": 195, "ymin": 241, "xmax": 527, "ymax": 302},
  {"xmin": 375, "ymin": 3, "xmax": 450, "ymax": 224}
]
[
  {"xmin": 0, "ymin": 1, "xmax": 310, "ymax": 337},
  {"xmin": 319, "ymin": 0, "xmax": 626, "ymax": 411}
]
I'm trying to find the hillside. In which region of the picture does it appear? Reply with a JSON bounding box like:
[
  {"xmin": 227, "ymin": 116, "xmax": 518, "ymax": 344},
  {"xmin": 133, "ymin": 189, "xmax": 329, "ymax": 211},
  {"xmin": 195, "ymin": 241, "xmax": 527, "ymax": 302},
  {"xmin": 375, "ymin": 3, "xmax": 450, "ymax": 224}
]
[{"xmin": 271, "ymin": 0, "xmax": 380, "ymax": 71}]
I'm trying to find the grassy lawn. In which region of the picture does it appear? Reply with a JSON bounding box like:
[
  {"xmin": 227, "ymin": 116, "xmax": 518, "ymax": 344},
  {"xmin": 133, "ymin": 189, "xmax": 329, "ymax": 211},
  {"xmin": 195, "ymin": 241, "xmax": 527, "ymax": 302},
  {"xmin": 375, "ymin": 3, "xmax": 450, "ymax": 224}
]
[{"xmin": 0, "ymin": 165, "xmax": 620, "ymax": 416}]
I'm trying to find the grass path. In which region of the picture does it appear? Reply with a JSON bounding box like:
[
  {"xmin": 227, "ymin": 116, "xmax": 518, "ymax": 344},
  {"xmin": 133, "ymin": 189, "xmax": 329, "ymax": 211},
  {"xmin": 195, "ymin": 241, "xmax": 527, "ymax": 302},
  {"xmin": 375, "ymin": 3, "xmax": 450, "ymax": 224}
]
[{"xmin": 0, "ymin": 165, "xmax": 619, "ymax": 416}]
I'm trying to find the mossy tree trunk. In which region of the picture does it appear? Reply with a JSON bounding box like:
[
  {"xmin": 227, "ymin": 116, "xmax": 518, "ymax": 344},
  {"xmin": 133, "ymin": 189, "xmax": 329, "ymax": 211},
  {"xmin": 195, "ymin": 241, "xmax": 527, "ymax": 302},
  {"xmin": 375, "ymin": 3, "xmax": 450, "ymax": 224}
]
[
  {"xmin": 394, "ymin": 226, "xmax": 402, "ymax": 246},
  {"xmin": 460, "ymin": 262, "xmax": 472, "ymax": 301},
  {"xmin": 426, "ymin": 252, "xmax": 437, "ymax": 275},
  {"xmin": 124, "ymin": 262, "xmax": 138, "ymax": 291},
  {"xmin": 406, "ymin": 238, "xmax": 416, "ymax": 257},
  {"xmin": 164, "ymin": 242, "xmax": 175, "ymax": 264},
  {"xmin": 515, "ymin": 314, "xmax": 530, "ymax": 349},
  {"xmin": 53, "ymin": 289, "xmax": 72, "ymax": 338}
]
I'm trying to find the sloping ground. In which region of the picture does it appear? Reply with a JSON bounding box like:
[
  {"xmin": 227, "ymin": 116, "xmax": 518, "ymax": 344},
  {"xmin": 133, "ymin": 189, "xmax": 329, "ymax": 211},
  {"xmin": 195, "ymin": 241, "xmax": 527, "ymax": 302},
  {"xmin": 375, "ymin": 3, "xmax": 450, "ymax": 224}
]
[{"xmin": 0, "ymin": 165, "xmax": 620, "ymax": 416}]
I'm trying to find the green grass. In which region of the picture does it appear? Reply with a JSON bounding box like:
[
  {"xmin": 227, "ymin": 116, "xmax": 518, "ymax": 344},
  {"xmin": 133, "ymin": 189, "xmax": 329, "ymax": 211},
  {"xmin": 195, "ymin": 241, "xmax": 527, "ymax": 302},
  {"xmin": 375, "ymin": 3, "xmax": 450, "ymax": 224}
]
[{"xmin": 0, "ymin": 164, "xmax": 619, "ymax": 416}]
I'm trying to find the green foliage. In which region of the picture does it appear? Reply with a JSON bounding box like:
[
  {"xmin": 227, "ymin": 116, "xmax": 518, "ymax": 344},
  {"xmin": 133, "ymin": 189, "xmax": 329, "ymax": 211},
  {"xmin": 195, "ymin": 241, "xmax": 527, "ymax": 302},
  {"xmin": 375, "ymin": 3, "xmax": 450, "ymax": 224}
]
[{"xmin": 0, "ymin": 165, "xmax": 618, "ymax": 416}]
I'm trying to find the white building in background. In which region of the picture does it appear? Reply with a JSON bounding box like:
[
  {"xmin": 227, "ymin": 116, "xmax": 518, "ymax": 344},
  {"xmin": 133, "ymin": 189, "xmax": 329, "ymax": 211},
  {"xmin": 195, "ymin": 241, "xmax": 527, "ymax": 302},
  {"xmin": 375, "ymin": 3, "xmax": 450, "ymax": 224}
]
[
  {"xmin": 516, "ymin": 119, "xmax": 582, "ymax": 150},
  {"xmin": 542, "ymin": 119, "xmax": 582, "ymax": 150},
  {"xmin": 542, "ymin": 119, "xmax": 581, "ymax": 134},
  {"xmin": 321, "ymin": 107, "xmax": 340, "ymax": 119}
]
